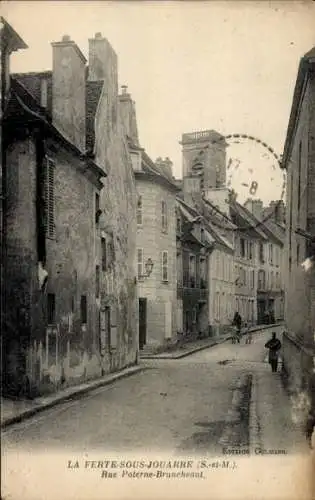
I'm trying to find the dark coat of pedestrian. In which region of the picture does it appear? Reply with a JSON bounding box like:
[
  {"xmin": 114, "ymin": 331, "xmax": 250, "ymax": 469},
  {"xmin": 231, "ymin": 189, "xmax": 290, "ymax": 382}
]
[
  {"xmin": 265, "ymin": 332, "xmax": 282, "ymax": 372},
  {"xmin": 232, "ymin": 312, "xmax": 242, "ymax": 331}
]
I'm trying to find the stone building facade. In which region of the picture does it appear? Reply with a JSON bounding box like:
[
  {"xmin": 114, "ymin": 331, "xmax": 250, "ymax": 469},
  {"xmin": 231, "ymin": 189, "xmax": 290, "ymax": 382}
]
[
  {"xmin": 245, "ymin": 199, "xmax": 285, "ymax": 323},
  {"xmin": 133, "ymin": 153, "xmax": 178, "ymax": 350},
  {"xmin": 281, "ymin": 46, "xmax": 315, "ymax": 421},
  {"xmin": 3, "ymin": 32, "xmax": 138, "ymax": 396},
  {"xmin": 176, "ymin": 197, "xmax": 211, "ymax": 340}
]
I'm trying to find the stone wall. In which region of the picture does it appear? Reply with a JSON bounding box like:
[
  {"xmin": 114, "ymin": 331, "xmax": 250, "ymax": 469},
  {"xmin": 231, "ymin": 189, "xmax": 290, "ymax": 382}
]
[
  {"xmin": 4, "ymin": 134, "xmax": 108, "ymax": 395},
  {"xmin": 92, "ymin": 37, "xmax": 138, "ymax": 367}
]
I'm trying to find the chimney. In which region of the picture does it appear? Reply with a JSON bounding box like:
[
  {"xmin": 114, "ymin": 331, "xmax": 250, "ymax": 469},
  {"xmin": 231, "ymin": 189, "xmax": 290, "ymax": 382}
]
[
  {"xmin": 244, "ymin": 198, "xmax": 264, "ymax": 220},
  {"xmin": 118, "ymin": 84, "xmax": 139, "ymax": 146},
  {"xmin": 156, "ymin": 157, "xmax": 173, "ymax": 180},
  {"xmin": 51, "ymin": 34, "xmax": 86, "ymax": 152},
  {"xmin": 269, "ymin": 200, "xmax": 285, "ymax": 224},
  {"xmin": 88, "ymin": 32, "xmax": 118, "ymax": 92}
]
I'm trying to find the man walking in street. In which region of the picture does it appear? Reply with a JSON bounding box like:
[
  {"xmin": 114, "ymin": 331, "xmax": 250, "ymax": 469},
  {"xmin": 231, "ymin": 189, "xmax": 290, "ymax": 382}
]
[
  {"xmin": 265, "ymin": 332, "xmax": 282, "ymax": 372},
  {"xmin": 232, "ymin": 312, "xmax": 242, "ymax": 343}
]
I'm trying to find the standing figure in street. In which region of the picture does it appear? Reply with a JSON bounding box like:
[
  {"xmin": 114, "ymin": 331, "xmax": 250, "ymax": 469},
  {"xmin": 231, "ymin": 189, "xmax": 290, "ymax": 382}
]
[
  {"xmin": 265, "ymin": 332, "xmax": 282, "ymax": 372},
  {"xmin": 232, "ymin": 312, "xmax": 242, "ymax": 343},
  {"xmin": 244, "ymin": 322, "xmax": 252, "ymax": 344}
]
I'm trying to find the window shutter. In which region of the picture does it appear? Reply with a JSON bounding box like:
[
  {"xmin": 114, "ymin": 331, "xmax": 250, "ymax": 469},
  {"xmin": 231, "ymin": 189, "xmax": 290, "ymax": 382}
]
[
  {"xmin": 44, "ymin": 157, "xmax": 55, "ymax": 238},
  {"xmin": 162, "ymin": 251, "xmax": 168, "ymax": 281},
  {"xmin": 137, "ymin": 249, "xmax": 143, "ymax": 278}
]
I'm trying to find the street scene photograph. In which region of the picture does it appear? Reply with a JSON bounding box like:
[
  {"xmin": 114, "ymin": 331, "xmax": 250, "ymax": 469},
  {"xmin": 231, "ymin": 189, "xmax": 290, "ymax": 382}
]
[{"xmin": 1, "ymin": 1, "xmax": 315, "ymax": 500}]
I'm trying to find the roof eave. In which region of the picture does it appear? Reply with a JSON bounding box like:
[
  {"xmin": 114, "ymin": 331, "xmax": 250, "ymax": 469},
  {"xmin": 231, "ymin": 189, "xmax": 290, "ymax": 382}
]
[
  {"xmin": 0, "ymin": 17, "xmax": 28, "ymax": 51},
  {"xmin": 281, "ymin": 53, "xmax": 315, "ymax": 169}
]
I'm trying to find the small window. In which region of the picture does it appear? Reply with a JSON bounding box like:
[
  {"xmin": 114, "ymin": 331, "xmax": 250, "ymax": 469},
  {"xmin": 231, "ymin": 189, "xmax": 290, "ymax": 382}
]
[
  {"xmin": 259, "ymin": 243, "xmax": 264, "ymax": 263},
  {"xmin": 101, "ymin": 237, "xmax": 107, "ymax": 271},
  {"xmin": 80, "ymin": 295, "xmax": 87, "ymax": 324},
  {"xmin": 297, "ymin": 243, "xmax": 300, "ymax": 265},
  {"xmin": 249, "ymin": 242, "xmax": 253, "ymax": 260},
  {"xmin": 47, "ymin": 293, "xmax": 55, "ymax": 324},
  {"xmin": 176, "ymin": 216, "xmax": 181, "ymax": 234},
  {"xmin": 189, "ymin": 254, "xmax": 196, "ymax": 287},
  {"xmin": 96, "ymin": 265, "xmax": 100, "ymax": 298},
  {"xmin": 137, "ymin": 196, "xmax": 143, "ymax": 225},
  {"xmin": 201, "ymin": 228, "xmax": 205, "ymax": 244},
  {"xmin": 137, "ymin": 248, "xmax": 143, "ymax": 279},
  {"xmin": 95, "ymin": 193, "xmax": 101, "ymax": 224},
  {"xmin": 161, "ymin": 201, "xmax": 168, "ymax": 231},
  {"xmin": 162, "ymin": 251, "xmax": 168, "ymax": 282},
  {"xmin": 192, "ymin": 308, "xmax": 197, "ymax": 324},
  {"xmin": 44, "ymin": 157, "xmax": 55, "ymax": 238},
  {"xmin": 240, "ymin": 238, "xmax": 245, "ymax": 258},
  {"xmin": 269, "ymin": 244, "xmax": 273, "ymax": 265}
]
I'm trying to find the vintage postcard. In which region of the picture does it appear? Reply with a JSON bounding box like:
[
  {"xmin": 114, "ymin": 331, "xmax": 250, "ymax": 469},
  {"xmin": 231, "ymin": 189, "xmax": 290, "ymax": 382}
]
[{"xmin": 1, "ymin": 1, "xmax": 315, "ymax": 499}]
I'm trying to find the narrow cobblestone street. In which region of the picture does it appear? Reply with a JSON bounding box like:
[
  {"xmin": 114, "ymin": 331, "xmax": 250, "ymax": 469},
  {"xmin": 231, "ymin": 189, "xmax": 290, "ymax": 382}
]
[
  {"xmin": 2, "ymin": 326, "xmax": 297, "ymax": 455},
  {"xmin": 2, "ymin": 326, "xmax": 312, "ymax": 500}
]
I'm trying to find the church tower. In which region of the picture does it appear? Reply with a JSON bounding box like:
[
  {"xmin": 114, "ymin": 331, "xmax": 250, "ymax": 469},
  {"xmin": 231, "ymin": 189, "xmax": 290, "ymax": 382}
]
[{"xmin": 180, "ymin": 129, "xmax": 227, "ymax": 190}]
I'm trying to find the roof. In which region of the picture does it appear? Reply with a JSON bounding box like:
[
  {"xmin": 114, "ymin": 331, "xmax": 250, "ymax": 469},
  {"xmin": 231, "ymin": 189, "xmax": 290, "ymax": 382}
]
[
  {"xmin": 230, "ymin": 201, "xmax": 269, "ymax": 240},
  {"xmin": 176, "ymin": 197, "xmax": 233, "ymax": 252},
  {"xmin": 86, "ymin": 80, "xmax": 104, "ymax": 152},
  {"xmin": 262, "ymin": 218, "xmax": 285, "ymax": 245},
  {"xmin": 5, "ymin": 77, "xmax": 105, "ymax": 181},
  {"xmin": 202, "ymin": 197, "xmax": 237, "ymax": 231},
  {"xmin": 281, "ymin": 47, "xmax": 315, "ymax": 169},
  {"xmin": 12, "ymin": 70, "xmax": 104, "ymax": 153},
  {"xmin": 134, "ymin": 148, "xmax": 180, "ymax": 192},
  {"xmin": 0, "ymin": 17, "xmax": 28, "ymax": 52}
]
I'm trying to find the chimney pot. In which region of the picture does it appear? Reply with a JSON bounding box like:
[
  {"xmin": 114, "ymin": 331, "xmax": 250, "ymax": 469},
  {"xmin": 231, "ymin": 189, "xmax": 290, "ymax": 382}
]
[
  {"xmin": 95, "ymin": 32, "xmax": 102, "ymax": 39},
  {"xmin": 62, "ymin": 34, "xmax": 71, "ymax": 42}
]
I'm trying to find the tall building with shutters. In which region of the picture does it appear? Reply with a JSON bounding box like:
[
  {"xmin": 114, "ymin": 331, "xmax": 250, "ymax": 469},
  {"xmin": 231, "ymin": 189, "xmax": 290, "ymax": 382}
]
[
  {"xmin": 281, "ymin": 45, "xmax": 315, "ymax": 429},
  {"xmin": 2, "ymin": 30, "xmax": 138, "ymax": 397},
  {"xmin": 120, "ymin": 87, "xmax": 179, "ymax": 350}
]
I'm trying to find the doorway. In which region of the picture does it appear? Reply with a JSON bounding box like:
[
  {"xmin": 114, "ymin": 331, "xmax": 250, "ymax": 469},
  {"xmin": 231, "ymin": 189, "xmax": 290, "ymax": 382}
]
[{"xmin": 139, "ymin": 298, "xmax": 147, "ymax": 350}]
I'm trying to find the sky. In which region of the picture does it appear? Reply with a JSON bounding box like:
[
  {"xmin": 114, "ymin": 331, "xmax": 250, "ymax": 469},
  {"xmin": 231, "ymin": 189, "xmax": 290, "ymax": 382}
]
[{"xmin": 3, "ymin": 0, "xmax": 315, "ymax": 204}]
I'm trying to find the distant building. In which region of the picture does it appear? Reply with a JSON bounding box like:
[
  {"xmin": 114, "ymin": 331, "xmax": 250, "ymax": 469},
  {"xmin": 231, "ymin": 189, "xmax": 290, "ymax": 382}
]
[
  {"xmin": 121, "ymin": 88, "xmax": 179, "ymax": 350},
  {"xmin": 176, "ymin": 197, "xmax": 212, "ymax": 339},
  {"xmin": 179, "ymin": 132, "xmax": 236, "ymax": 335},
  {"xmin": 3, "ymin": 32, "xmax": 138, "ymax": 396},
  {"xmin": 281, "ymin": 46, "xmax": 315, "ymax": 420},
  {"xmin": 245, "ymin": 199, "xmax": 285, "ymax": 323}
]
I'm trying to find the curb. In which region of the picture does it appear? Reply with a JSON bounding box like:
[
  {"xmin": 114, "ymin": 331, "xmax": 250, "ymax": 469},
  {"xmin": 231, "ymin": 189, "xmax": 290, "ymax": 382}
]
[
  {"xmin": 141, "ymin": 337, "xmax": 231, "ymax": 360},
  {"xmin": 1, "ymin": 365, "xmax": 147, "ymax": 429},
  {"xmin": 141, "ymin": 323, "xmax": 284, "ymax": 360},
  {"xmin": 249, "ymin": 373, "xmax": 261, "ymax": 455},
  {"xmin": 218, "ymin": 373, "xmax": 252, "ymax": 449}
]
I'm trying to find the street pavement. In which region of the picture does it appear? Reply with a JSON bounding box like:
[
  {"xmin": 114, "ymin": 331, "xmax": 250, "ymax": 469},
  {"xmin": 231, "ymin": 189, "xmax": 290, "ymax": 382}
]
[
  {"xmin": 2, "ymin": 326, "xmax": 312, "ymax": 500},
  {"xmin": 2, "ymin": 325, "xmax": 293, "ymax": 456}
]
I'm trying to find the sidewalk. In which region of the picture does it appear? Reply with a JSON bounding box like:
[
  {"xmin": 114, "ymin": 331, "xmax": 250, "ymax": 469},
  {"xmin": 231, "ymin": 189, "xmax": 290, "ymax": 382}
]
[
  {"xmin": 141, "ymin": 323, "xmax": 283, "ymax": 360},
  {"xmin": 250, "ymin": 365, "xmax": 310, "ymax": 455},
  {"xmin": 1, "ymin": 364, "xmax": 147, "ymax": 429}
]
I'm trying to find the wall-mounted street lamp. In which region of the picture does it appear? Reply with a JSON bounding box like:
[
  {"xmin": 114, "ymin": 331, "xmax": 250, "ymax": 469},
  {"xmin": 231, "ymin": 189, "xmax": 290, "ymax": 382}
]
[{"xmin": 138, "ymin": 258, "xmax": 154, "ymax": 280}]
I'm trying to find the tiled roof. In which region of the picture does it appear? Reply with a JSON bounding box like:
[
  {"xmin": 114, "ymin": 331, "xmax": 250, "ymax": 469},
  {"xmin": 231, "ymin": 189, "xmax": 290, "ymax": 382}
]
[
  {"xmin": 86, "ymin": 80, "xmax": 104, "ymax": 152},
  {"xmin": 12, "ymin": 70, "xmax": 104, "ymax": 152},
  {"xmin": 12, "ymin": 71, "xmax": 53, "ymax": 114},
  {"xmin": 176, "ymin": 197, "xmax": 233, "ymax": 251},
  {"xmin": 138, "ymin": 149, "xmax": 179, "ymax": 192},
  {"xmin": 6, "ymin": 77, "xmax": 105, "ymax": 179},
  {"xmin": 230, "ymin": 201, "xmax": 269, "ymax": 240}
]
